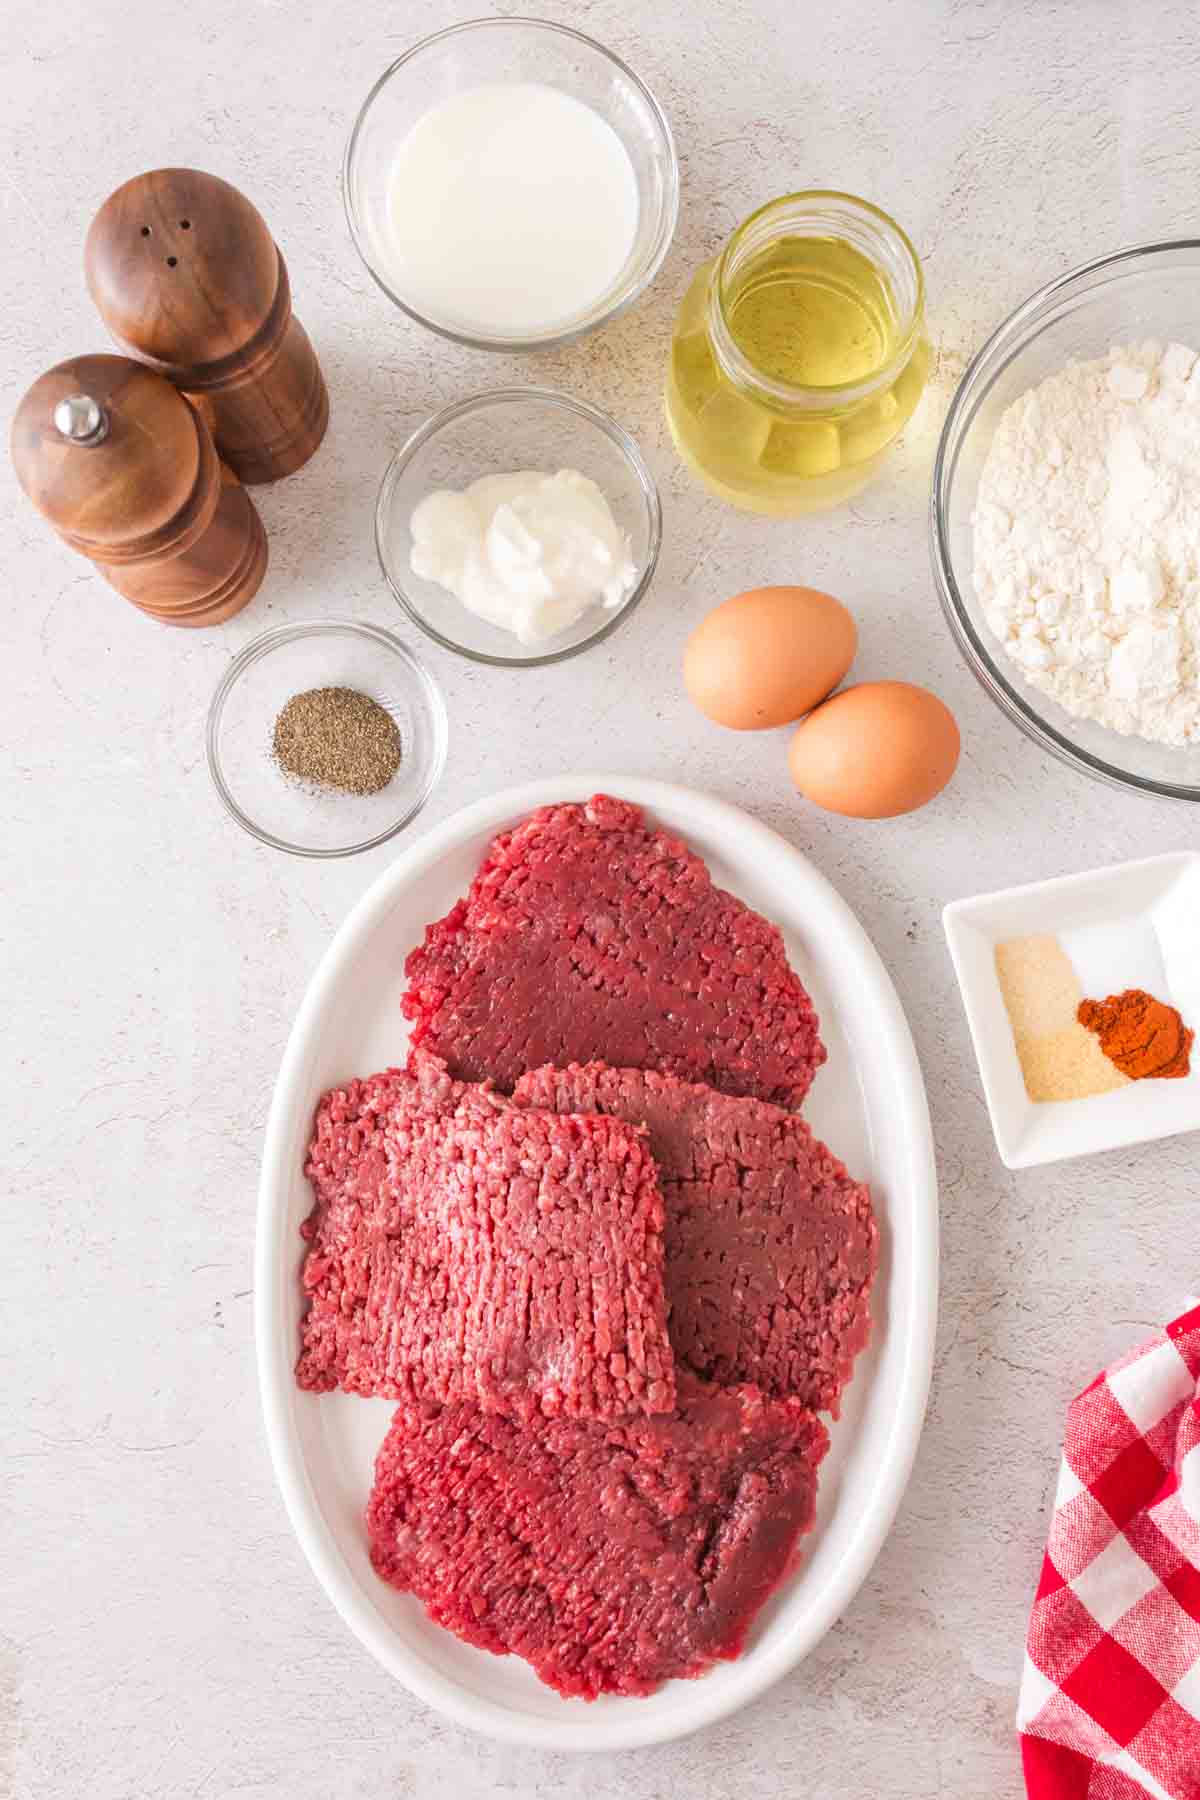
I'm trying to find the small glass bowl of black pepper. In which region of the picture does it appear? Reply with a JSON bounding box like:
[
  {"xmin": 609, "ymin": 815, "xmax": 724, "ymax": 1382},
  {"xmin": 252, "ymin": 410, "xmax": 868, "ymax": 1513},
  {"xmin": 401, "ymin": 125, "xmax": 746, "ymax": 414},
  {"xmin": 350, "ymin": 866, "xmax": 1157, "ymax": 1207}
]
[{"xmin": 207, "ymin": 620, "xmax": 447, "ymax": 856}]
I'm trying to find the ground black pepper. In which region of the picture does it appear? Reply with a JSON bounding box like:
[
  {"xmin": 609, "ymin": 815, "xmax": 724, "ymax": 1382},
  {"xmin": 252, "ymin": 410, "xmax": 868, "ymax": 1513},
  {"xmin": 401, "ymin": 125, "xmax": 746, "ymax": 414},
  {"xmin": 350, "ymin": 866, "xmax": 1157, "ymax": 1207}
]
[{"xmin": 272, "ymin": 687, "xmax": 402, "ymax": 796}]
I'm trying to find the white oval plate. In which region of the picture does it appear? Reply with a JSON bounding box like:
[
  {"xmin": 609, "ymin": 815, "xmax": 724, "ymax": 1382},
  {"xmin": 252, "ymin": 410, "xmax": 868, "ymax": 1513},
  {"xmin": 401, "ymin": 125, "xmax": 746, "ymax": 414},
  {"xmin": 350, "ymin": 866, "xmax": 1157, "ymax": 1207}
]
[{"xmin": 257, "ymin": 776, "xmax": 938, "ymax": 1750}]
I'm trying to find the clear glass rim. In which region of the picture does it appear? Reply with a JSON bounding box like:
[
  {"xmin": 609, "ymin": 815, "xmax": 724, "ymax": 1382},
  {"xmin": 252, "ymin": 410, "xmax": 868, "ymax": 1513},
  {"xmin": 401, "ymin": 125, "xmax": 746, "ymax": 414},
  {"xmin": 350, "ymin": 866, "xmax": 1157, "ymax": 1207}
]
[
  {"xmin": 930, "ymin": 236, "xmax": 1200, "ymax": 805},
  {"xmin": 205, "ymin": 619, "xmax": 449, "ymax": 858},
  {"xmin": 342, "ymin": 16, "xmax": 680, "ymax": 353},
  {"xmin": 374, "ymin": 386, "xmax": 663, "ymax": 668},
  {"xmin": 709, "ymin": 189, "xmax": 926, "ymax": 410}
]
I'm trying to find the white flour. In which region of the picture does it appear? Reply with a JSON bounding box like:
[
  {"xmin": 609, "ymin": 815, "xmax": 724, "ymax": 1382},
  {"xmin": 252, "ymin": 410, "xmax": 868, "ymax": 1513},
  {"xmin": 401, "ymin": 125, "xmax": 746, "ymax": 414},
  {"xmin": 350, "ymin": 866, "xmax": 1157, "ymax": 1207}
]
[{"xmin": 973, "ymin": 339, "xmax": 1200, "ymax": 746}]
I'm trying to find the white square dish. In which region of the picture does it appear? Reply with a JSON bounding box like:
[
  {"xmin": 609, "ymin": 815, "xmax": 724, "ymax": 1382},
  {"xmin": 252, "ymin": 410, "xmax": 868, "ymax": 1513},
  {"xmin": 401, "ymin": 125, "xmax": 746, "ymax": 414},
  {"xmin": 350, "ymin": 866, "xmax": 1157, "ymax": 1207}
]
[{"xmin": 943, "ymin": 853, "xmax": 1200, "ymax": 1169}]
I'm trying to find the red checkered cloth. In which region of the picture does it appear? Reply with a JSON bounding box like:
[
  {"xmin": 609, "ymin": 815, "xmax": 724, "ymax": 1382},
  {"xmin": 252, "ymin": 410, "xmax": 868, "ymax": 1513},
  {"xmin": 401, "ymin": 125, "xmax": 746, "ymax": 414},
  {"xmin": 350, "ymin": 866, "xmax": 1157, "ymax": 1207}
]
[{"xmin": 1019, "ymin": 1304, "xmax": 1200, "ymax": 1800}]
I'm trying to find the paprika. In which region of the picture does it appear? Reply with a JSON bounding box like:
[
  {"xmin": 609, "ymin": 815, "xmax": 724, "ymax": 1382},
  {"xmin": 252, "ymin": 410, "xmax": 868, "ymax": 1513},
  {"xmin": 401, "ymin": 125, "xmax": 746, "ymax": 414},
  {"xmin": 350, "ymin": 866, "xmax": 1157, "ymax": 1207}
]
[{"xmin": 1077, "ymin": 988, "xmax": 1193, "ymax": 1081}]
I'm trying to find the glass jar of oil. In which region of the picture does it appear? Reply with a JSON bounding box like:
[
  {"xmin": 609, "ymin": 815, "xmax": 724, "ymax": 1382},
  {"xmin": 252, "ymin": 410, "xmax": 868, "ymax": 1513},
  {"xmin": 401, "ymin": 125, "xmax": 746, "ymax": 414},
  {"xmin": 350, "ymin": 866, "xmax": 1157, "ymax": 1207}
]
[{"xmin": 666, "ymin": 191, "xmax": 929, "ymax": 514}]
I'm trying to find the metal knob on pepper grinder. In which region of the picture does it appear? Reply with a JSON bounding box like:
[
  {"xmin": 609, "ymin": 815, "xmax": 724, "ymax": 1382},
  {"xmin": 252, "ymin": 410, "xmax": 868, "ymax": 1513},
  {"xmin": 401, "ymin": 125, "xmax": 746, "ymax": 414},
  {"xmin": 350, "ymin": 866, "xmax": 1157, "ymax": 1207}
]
[
  {"xmin": 84, "ymin": 168, "xmax": 329, "ymax": 485},
  {"xmin": 11, "ymin": 352, "xmax": 268, "ymax": 627}
]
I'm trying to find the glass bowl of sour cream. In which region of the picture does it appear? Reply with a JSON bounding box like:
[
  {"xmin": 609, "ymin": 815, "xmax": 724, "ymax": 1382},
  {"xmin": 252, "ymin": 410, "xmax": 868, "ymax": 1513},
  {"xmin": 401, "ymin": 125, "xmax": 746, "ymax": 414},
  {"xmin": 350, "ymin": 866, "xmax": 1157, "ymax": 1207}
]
[
  {"xmin": 375, "ymin": 388, "xmax": 662, "ymax": 667},
  {"xmin": 344, "ymin": 17, "xmax": 678, "ymax": 351}
]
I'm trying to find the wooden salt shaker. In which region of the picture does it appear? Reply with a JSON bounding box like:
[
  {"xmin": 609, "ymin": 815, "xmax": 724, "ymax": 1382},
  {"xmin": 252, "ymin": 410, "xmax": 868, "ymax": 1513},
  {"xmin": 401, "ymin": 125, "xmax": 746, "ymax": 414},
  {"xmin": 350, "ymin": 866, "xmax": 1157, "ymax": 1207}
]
[
  {"xmin": 11, "ymin": 353, "xmax": 267, "ymax": 627},
  {"xmin": 85, "ymin": 168, "xmax": 329, "ymax": 484}
]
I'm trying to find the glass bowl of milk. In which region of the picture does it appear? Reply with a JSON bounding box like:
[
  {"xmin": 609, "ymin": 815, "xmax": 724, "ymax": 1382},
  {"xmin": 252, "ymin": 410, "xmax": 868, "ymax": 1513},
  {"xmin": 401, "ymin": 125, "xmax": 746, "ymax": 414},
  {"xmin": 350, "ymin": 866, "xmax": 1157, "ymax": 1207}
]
[
  {"xmin": 344, "ymin": 17, "xmax": 678, "ymax": 350},
  {"xmin": 376, "ymin": 387, "xmax": 662, "ymax": 666}
]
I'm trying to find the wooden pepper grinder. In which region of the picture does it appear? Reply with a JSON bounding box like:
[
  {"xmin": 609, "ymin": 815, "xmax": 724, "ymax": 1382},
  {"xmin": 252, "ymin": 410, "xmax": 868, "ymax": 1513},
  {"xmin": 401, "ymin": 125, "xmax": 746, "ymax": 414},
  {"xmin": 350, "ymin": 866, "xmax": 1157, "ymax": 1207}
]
[
  {"xmin": 84, "ymin": 168, "xmax": 329, "ymax": 485},
  {"xmin": 11, "ymin": 353, "xmax": 268, "ymax": 627}
]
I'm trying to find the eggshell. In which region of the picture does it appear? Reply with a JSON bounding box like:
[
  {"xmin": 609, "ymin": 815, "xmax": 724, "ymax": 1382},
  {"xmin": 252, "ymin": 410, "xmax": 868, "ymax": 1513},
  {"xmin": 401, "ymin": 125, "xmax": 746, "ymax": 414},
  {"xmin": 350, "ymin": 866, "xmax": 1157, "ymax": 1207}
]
[
  {"xmin": 788, "ymin": 681, "xmax": 961, "ymax": 818},
  {"xmin": 684, "ymin": 586, "xmax": 857, "ymax": 730}
]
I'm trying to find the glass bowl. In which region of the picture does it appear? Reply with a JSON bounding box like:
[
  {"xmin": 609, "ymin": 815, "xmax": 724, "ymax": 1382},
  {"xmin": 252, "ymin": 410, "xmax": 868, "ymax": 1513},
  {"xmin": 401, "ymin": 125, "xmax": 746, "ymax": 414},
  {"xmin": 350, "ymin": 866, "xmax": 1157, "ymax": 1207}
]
[
  {"xmin": 932, "ymin": 241, "xmax": 1200, "ymax": 802},
  {"xmin": 343, "ymin": 17, "xmax": 678, "ymax": 351},
  {"xmin": 207, "ymin": 621, "xmax": 447, "ymax": 857},
  {"xmin": 375, "ymin": 388, "xmax": 662, "ymax": 667}
]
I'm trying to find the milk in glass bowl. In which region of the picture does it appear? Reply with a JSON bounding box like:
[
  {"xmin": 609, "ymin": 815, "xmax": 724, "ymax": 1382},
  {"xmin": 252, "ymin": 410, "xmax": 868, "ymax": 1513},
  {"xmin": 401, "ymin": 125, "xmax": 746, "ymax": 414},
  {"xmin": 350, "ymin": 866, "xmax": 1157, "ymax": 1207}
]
[{"xmin": 344, "ymin": 19, "xmax": 678, "ymax": 351}]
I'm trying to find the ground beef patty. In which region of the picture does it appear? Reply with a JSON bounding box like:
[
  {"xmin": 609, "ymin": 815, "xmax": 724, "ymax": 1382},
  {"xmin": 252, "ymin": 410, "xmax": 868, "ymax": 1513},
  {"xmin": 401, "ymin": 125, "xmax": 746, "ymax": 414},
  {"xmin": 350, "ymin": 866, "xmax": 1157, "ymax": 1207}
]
[
  {"xmin": 402, "ymin": 794, "xmax": 825, "ymax": 1107},
  {"xmin": 514, "ymin": 1062, "xmax": 877, "ymax": 1414},
  {"xmin": 367, "ymin": 1373, "xmax": 828, "ymax": 1699},
  {"xmin": 296, "ymin": 1053, "xmax": 674, "ymax": 1419}
]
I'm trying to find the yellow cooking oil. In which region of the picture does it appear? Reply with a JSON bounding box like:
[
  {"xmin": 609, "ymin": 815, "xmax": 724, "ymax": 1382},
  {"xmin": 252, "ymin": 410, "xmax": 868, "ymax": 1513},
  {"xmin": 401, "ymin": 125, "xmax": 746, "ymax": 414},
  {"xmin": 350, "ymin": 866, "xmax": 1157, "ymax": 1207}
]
[
  {"xmin": 666, "ymin": 194, "xmax": 929, "ymax": 514},
  {"xmin": 729, "ymin": 236, "xmax": 896, "ymax": 388}
]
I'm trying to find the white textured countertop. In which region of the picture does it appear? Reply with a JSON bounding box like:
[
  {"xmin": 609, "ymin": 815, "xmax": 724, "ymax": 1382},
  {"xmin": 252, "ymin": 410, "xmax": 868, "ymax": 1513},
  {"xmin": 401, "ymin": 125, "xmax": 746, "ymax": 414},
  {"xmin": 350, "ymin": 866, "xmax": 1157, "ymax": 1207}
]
[{"xmin": 4, "ymin": 2, "xmax": 1198, "ymax": 1795}]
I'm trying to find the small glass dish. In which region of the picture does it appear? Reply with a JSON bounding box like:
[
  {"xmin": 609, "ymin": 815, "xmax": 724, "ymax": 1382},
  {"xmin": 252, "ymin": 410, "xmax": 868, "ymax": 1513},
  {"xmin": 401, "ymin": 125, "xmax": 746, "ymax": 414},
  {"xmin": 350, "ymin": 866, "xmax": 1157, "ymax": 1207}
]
[
  {"xmin": 207, "ymin": 621, "xmax": 447, "ymax": 857},
  {"xmin": 344, "ymin": 17, "xmax": 679, "ymax": 352},
  {"xmin": 375, "ymin": 388, "xmax": 662, "ymax": 667},
  {"xmin": 932, "ymin": 240, "xmax": 1200, "ymax": 802}
]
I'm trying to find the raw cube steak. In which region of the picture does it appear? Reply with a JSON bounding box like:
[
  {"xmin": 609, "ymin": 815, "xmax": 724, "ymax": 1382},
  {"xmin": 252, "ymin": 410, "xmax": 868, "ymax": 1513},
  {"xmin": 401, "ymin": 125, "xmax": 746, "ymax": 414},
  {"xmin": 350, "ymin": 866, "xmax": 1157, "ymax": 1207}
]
[
  {"xmin": 367, "ymin": 1373, "xmax": 829, "ymax": 1699},
  {"xmin": 401, "ymin": 794, "xmax": 825, "ymax": 1107},
  {"xmin": 296, "ymin": 1053, "xmax": 674, "ymax": 1419},
  {"xmin": 515, "ymin": 1062, "xmax": 878, "ymax": 1413}
]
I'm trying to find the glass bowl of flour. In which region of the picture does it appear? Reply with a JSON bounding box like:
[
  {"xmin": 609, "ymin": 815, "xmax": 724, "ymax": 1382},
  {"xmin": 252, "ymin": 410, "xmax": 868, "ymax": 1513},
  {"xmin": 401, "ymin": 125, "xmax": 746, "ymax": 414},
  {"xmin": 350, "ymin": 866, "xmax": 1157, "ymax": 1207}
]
[
  {"xmin": 933, "ymin": 241, "xmax": 1200, "ymax": 801},
  {"xmin": 375, "ymin": 388, "xmax": 662, "ymax": 667},
  {"xmin": 344, "ymin": 19, "xmax": 678, "ymax": 351}
]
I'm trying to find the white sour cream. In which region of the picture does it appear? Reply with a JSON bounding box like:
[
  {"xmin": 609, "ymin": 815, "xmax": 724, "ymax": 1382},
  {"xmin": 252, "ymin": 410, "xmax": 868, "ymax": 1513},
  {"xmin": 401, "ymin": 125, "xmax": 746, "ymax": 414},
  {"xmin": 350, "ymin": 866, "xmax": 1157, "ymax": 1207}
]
[
  {"xmin": 409, "ymin": 470, "xmax": 637, "ymax": 645},
  {"xmin": 386, "ymin": 83, "xmax": 639, "ymax": 338}
]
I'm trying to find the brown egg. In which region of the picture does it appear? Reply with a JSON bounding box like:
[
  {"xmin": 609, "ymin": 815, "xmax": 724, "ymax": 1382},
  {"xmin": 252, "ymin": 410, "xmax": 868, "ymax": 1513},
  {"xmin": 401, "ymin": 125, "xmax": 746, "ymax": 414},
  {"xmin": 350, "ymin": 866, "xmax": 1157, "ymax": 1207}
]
[
  {"xmin": 788, "ymin": 681, "xmax": 961, "ymax": 818},
  {"xmin": 684, "ymin": 586, "xmax": 857, "ymax": 730}
]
